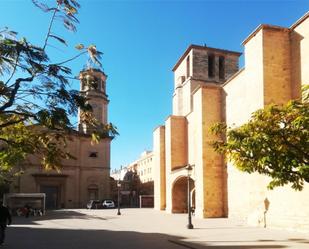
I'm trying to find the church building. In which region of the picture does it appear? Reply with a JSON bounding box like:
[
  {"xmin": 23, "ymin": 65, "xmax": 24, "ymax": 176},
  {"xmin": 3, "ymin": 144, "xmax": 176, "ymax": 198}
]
[
  {"xmin": 153, "ymin": 12, "xmax": 309, "ymax": 231},
  {"xmin": 11, "ymin": 69, "xmax": 112, "ymax": 209}
]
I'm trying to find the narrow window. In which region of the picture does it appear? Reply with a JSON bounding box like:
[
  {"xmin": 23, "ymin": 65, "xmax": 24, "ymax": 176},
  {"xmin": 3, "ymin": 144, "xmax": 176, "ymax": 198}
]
[
  {"xmin": 208, "ymin": 54, "xmax": 215, "ymax": 78},
  {"xmin": 186, "ymin": 55, "xmax": 190, "ymax": 78},
  {"xmin": 97, "ymin": 79, "xmax": 101, "ymax": 90},
  {"xmin": 219, "ymin": 56, "xmax": 225, "ymax": 80}
]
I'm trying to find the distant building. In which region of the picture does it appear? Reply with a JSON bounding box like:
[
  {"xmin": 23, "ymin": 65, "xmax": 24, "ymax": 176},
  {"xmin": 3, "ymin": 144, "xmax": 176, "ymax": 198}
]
[
  {"xmin": 153, "ymin": 12, "xmax": 309, "ymax": 232},
  {"xmin": 136, "ymin": 151, "xmax": 154, "ymax": 183},
  {"xmin": 111, "ymin": 151, "xmax": 154, "ymax": 184},
  {"xmin": 11, "ymin": 69, "xmax": 112, "ymax": 209},
  {"xmin": 111, "ymin": 151, "xmax": 154, "ymax": 207}
]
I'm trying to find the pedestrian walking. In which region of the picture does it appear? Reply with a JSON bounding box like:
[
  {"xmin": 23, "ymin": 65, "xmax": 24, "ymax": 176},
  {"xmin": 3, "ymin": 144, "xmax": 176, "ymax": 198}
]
[{"xmin": 0, "ymin": 201, "xmax": 12, "ymax": 246}]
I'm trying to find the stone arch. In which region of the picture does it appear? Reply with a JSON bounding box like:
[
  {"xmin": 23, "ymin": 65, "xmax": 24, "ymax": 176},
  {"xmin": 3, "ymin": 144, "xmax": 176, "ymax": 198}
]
[{"xmin": 172, "ymin": 176, "xmax": 195, "ymax": 213}]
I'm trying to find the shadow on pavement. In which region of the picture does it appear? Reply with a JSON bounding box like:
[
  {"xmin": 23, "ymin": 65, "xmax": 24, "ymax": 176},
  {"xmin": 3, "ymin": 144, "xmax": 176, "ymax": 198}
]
[
  {"xmin": 6, "ymin": 210, "xmax": 308, "ymax": 249},
  {"xmin": 169, "ymin": 239, "xmax": 287, "ymax": 249},
  {"xmin": 287, "ymin": 238, "xmax": 309, "ymax": 244},
  {"xmin": 259, "ymin": 239, "xmax": 309, "ymax": 244},
  {"xmin": 192, "ymin": 227, "xmax": 262, "ymax": 230},
  {"xmin": 11, "ymin": 210, "xmax": 112, "ymax": 225},
  {"xmin": 5, "ymin": 226, "xmax": 290, "ymax": 249}
]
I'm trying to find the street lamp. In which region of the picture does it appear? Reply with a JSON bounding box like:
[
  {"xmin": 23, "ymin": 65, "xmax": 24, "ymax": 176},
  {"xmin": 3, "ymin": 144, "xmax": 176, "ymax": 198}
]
[
  {"xmin": 186, "ymin": 164, "xmax": 193, "ymax": 229},
  {"xmin": 117, "ymin": 180, "xmax": 121, "ymax": 215}
]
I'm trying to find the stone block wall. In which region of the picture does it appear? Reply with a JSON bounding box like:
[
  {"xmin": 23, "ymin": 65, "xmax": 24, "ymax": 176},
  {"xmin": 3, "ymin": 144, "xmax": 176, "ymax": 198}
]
[
  {"xmin": 154, "ymin": 13, "xmax": 309, "ymax": 232},
  {"xmin": 263, "ymin": 27, "xmax": 292, "ymax": 105},
  {"xmin": 153, "ymin": 126, "xmax": 166, "ymax": 210},
  {"xmin": 165, "ymin": 116, "xmax": 188, "ymax": 171},
  {"xmin": 14, "ymin": 134, "xmax": 111, "ymax": 208},
  {"xmin": 164, "ymin": 116, "xmax": 188, "ymax": 212},
  {"xmin": 225, "ymin": 56, "xmax": 240, "ymax": 81},
  {"xmin": 291, "ymin": 15, "xmax": 309, "ymax": 99},
  {"xmin": 192, "ymin": 85, "xmax": 225, "ymax": 218},
  {"xmin": 192, "ymin": 49, "xmax": 209, "ymax": 81},
  {"xmin": 174, "ymin": 51, "xmax": 192, "ymax": 88},
  {"xmin": 224, "ymin": 17, "xmax": 309, "ymax": 231},
  {"xmin": 172, "ymin": 46, "xmax": 240, "ymax": 117},
  {"xmin": 201, "ymin": 86, "xmax": 225, "ymax": 217},
  {"xmin": 192, "ymin": 48, "xmax": 239, "ymax": 82},
  {"xmin": 172, "ymin": 86, "xmax": 183, "ymax": 116},
  {"xmin": 191, "ymin": 88, "xmax": 204, "ymax": 218}
]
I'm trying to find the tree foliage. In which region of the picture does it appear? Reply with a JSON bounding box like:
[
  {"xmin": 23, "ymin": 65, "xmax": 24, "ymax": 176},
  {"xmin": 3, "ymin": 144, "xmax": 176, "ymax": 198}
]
[
  {"xmin": 211, "ymin": 87, "xmax": 309, "ymax": 191},
  {"xmin": 0, "ymin": 0, "xmax": 118, "ymax": 184}
]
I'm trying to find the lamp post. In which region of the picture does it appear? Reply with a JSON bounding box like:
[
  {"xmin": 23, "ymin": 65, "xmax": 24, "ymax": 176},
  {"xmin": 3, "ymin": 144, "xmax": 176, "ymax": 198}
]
[
  {"xmin": 117, "ymin": 181, "xmax": 121, "ymax": 215},
  {"xmin": 186, "ymin": 164, "xmax": 193, "ymax": 229}
]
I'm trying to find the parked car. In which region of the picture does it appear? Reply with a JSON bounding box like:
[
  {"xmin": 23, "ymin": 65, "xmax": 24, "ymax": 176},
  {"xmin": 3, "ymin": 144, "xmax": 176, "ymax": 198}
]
[
  {"xmin": 102, "ymin": 199, "xmax": 115, "ymax": 208},
  {"xmin": 87, "ymin": 200, "xmax": 103, "ymax": 209}
]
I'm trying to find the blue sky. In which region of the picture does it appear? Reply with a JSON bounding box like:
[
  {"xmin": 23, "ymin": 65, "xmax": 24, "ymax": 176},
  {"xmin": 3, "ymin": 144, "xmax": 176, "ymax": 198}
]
[{"xmin": 1, "ymin": 0, "xmax": 308, "ymax": 169}]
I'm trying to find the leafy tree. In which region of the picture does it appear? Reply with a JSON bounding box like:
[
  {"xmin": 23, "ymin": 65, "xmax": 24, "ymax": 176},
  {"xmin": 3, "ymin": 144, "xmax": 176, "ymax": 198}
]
[
  {"xmin": 211, "ymin": 87, "xmax": 309, "ymax": 191},
  {"xmin": 0, "ymin": 0, "xmax": 118, "ymax": 185}
]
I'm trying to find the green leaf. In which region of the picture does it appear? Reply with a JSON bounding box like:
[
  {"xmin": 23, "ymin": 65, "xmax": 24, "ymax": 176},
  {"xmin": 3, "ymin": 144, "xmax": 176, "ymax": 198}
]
[
  {"xmin": 75, "ymin": 43, "xmax": 84, "ymax": 50},
  {"xmin": 49, "ymin": 34, "xmax": 67, "ymax": 46},
  {"xmin": 210, "ymin": 87, "xmax": 309, "ymax": 191}
]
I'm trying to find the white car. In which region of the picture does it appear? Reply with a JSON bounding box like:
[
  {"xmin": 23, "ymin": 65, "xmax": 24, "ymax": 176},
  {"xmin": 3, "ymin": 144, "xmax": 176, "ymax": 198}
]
[{"xmin": 102, "ymin": 200, "xmax": 115, "ymax": 208}]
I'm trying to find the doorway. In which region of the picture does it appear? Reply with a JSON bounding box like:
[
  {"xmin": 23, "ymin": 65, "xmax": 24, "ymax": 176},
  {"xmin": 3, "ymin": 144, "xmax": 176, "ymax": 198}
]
[
  {"xmin": 172, "ymin": 176, "xmax": 195, "ymax": 213},
  {"xmin": 40, "ymin": 186, "xmax": 60, "ymax": 209}
]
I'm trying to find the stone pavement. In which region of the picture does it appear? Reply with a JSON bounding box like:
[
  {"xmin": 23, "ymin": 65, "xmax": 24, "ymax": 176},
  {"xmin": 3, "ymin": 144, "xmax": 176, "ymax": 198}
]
[{"xmin": 4, "ymin": 208, "xmax": 309, "ymax": 249}]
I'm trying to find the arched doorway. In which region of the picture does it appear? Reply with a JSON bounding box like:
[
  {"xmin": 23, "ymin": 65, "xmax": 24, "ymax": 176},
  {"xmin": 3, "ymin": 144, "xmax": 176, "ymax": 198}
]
[{"xmin": 172, "ymin": 176, "xmax": 195, "ymax": 213}]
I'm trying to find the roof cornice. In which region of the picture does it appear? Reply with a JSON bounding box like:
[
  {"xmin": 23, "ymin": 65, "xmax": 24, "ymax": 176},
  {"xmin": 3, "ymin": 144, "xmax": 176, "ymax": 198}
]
[
  {"xmin": 172, "ymin": 44, "xmax": 242, "ymax": 72},
  {"xmin": 242, "ymin": 24, "xmax": 289, "ymax": 46}
]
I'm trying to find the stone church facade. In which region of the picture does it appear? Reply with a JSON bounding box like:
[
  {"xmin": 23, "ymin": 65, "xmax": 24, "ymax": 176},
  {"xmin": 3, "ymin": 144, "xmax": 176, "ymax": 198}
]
[
  {"xmin": 11, "ymin": 69, "xmax": 112, "ymax": 209},
  {"xmin": 153, "ymin": 12, "xmax": 309, "ymax": 231}
]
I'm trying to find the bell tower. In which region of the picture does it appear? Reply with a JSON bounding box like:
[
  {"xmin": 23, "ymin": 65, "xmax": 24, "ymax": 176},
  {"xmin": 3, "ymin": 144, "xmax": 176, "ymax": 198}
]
[{"xmin": 78, "ymin": 68, "xmax": 109, "ymax": 134}]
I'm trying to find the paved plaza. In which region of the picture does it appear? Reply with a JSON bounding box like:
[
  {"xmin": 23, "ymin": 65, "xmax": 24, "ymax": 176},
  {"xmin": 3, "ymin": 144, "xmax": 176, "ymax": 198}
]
[{"xmin": 5, "ymin": 208, "xmax": 309, "ymax": 249}]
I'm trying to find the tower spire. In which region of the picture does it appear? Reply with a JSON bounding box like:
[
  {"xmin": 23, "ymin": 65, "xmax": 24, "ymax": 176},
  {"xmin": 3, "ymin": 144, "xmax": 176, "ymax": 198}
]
[{"xmin": 78, "ymin": 68, "xmax": 109, "ymax": 134}]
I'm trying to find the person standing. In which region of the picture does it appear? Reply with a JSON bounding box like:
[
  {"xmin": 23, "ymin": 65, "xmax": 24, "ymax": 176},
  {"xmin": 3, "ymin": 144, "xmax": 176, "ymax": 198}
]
[{"xmin": 0, "ymin": 202, "xmax": 12, "ymax": 246}]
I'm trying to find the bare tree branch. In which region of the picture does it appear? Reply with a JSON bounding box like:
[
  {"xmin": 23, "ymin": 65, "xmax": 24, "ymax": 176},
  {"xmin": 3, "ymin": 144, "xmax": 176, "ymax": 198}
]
[
  {"xmin": 42, "ymin": 3, "xmax": 60, "ymax": 52},
  {"xmin": 0, "ymin": 76, "xmax": 34, "ymax": 111}
]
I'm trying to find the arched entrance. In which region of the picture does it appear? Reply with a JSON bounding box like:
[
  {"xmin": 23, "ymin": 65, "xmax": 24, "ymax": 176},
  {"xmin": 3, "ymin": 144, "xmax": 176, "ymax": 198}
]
[{"xmin": 172, "ymin": 176, "xmax": 195, "ymax": 213}]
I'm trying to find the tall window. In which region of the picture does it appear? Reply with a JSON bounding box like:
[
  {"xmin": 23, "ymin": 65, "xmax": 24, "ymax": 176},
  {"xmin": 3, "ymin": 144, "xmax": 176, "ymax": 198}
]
[
  {"xmin": 208, "ymin": 54, "xmax": 215, "ymax": 78},
  {"xmin": 219, "ymin": 56, "xmax": 225, "ymax": 80},
  {"xmin": 97, "ymin": 79, "xmax": 102, "ymax": 90},
  {"xmin": 186, "ymin": 55, "xmax": 190, "ymax": 78},
  {"xmin": 88, "ymin": 184, "xmax": 98, "ymax": 200}
]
